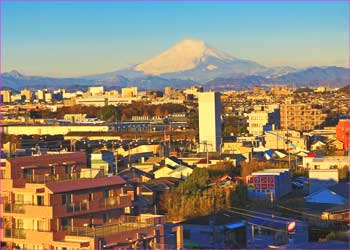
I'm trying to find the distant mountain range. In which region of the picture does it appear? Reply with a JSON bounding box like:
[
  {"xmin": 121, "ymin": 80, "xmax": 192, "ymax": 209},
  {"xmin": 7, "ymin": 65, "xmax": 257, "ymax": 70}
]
[{"xmin": 2, "ymin": 39, "xmax": 349, "ymax": 90}]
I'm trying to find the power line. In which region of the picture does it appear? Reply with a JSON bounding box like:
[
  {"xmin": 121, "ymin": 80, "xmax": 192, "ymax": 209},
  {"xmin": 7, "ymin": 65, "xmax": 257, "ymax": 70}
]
[
  {"xmin": 224, "ymin": 209, "xmax": 292, "ymax": 225},
  {"xmin": 228, "ymin": 206, "xmax": 297, "ymax": 222}
]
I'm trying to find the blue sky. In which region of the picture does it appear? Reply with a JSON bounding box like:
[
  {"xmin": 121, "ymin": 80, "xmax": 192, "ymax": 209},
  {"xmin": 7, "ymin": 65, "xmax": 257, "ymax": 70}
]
[{"xmin": 2, "ymin": 1, "xmax": 349, "ymax": 76}]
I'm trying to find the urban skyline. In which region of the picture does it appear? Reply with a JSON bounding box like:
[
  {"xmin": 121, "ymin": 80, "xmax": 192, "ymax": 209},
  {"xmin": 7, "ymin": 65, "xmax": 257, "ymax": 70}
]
[{"xmin": 1, "ymin": 1, "xmax": 349, "ymax": 249}]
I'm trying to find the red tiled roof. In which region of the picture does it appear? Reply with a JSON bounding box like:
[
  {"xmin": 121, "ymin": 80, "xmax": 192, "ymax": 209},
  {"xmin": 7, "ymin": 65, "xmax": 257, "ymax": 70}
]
[
  {"xmin": 7, "ymin": 152, "xmax": 87, "ymax": 168},
  {"xmin": 46, "ymin": 175, "xmax": 126, "ymax": 193}
]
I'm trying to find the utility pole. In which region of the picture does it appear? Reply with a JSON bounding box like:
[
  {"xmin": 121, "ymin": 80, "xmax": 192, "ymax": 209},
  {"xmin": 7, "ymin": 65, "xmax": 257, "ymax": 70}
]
[
  {"xmin": 128, "ymin": 143, "xmax": 131, "ymax": 168},
  {"xmin": 206, "ymin": 142, "xmax": 209, "ymax": 168},
  {"xmin": 251, "ymin": 224, "xmax": 255, "ymax": 247}
]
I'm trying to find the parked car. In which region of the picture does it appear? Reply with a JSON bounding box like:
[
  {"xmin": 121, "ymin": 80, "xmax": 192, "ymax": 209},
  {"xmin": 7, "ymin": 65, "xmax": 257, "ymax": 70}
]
[{"xmin": 292, "ymin": 181, "xmax": 304, "ymax": 189}]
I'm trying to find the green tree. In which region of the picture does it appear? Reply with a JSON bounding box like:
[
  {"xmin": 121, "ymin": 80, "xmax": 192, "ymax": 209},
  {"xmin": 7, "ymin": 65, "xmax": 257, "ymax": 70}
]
[
  {"xmin": 315, "ymin": 143, "xmax": 337, "ymax": 156},
  {"xmin": 223, "ymin": 116, "xmax": 248, "ymax": 136}
]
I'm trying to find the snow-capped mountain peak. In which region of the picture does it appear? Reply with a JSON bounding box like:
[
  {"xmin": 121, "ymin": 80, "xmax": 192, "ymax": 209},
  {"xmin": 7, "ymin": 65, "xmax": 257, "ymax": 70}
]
[{"xmin": 134, "ymin": 39, "xmax": 236, "ymax": 75}]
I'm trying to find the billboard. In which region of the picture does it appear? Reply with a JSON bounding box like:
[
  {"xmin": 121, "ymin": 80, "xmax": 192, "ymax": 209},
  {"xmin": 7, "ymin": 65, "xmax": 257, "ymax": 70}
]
[{"xmin": 247, "ymin": 175, "xmax": 275, "ymax": 190}]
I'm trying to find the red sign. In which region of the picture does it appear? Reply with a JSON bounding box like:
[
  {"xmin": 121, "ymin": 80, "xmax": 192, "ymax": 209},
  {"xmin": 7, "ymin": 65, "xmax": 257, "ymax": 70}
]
[
  {"xmin": 287, "ymin": 221, "xmax": 296, "ymax": 233},
  {"xmin": 250, "ymin": 175, "xmax": 275, "ymax": 190}
]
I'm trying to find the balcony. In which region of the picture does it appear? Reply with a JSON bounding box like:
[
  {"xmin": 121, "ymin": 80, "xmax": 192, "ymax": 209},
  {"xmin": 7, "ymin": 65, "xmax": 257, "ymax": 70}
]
[
  {"xmin": 21, "ymin": 168, "xmax": 107, "ymax": 184},
  {"xmin": 56, "ymin": 195, "xmax": 132, "ymax": 216},
  {"xmin": 3, "ymin": 228, "xmax": 26, "ymax": 239},
  {"xmin": 66, "ymin": 202, "xmax": 89, "ymax": 213},
  {"xmin": 3, "ymin": 203, "xmax": 25, "ymax": 214},
  {"xmin": 67, "ymin": 215, "xmax": 163, "ymax": 238}
]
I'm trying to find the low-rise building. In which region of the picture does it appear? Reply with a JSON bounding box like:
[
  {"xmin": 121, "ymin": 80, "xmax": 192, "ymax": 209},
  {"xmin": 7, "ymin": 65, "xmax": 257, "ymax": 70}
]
[
  {"xmin": 246, "ymin": 169, "xmax": 291, "ymax": 200},
  {"xmin": 63, "ymin": 113, "xmax": 87, "ymax": 123},
  {"xmin": 302, "ymin": 155, "xmax": 349, "ymax": 170}
]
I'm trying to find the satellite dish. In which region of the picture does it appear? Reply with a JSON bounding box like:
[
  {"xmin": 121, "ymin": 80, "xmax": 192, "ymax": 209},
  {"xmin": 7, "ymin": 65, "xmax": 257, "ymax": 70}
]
[{"xmin": 287, "ymin": 221, "xmax": 296, "ymax": 233}]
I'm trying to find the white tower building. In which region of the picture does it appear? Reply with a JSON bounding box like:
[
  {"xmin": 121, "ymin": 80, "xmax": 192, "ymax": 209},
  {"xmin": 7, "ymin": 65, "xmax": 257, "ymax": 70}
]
[{"xmin": 198, "ymin": 92, "xmax": 222, "ymax": 152}]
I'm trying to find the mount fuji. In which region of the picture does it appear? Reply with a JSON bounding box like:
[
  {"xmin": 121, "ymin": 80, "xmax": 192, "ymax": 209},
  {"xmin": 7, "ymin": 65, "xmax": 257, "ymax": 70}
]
[
  {"xmin": 84, "ymin": 39, "xmax": 274, "ymax": 81},
  {"xmin": 3, "ymin": 39, "xmax": 349, "ymax": 90}
]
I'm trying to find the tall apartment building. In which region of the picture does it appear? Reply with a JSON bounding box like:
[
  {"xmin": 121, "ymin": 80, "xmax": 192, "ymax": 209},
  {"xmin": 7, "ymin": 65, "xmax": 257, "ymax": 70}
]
[
  {"xmin": 121, "ymin": 87, "xmax": 138, "ymax": 98},
  {"xmin": 88, "ymin": 86, "xmax": 105, "ymax": 96},
  {"xmin": 44, "ymin": 93, "xmax": 52, "ymax": 103},
  {"xmin": 20, "ymin": 89, "xmax": 32, "ymax": 102},
  {"xmin": 198, "ymin": 92, "xmax": 222, "ymax": 152},
  {"xmin": 247, "ymin": 104, "xmax": 280, "ymax": 136},
  {"xmin": 280, "ymin": 103, "xmax": 327, "ymax": 132},
  {"xmin": 36, "ymin": 89, "xmax": 47, "ymax": 101},
  {"xmin": 0, "ymin": 153, "xmax": 164, "ymax": 249},
  {"xmin": 0, "ymin": 90, "xmax": 11, "ymax": 103}
]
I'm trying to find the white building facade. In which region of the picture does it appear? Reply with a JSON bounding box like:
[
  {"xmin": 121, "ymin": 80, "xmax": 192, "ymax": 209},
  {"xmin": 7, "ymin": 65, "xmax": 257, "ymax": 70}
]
[{"xmin": 198, "ymin": 92, "xmax": 221, "ymax": 152}]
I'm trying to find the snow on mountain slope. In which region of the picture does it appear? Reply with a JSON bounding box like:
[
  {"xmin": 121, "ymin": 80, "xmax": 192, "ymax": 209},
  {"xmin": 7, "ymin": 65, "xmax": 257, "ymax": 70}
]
[{"xmin": 134, "ymin": 39, "xmax": 236, "ymax": 75}]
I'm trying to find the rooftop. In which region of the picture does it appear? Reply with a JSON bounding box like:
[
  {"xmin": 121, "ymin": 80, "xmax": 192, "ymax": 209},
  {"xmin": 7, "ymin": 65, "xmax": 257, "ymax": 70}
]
[{"xmin": 46, "ymin": 175, "xmax": 126, "ymax": 193}]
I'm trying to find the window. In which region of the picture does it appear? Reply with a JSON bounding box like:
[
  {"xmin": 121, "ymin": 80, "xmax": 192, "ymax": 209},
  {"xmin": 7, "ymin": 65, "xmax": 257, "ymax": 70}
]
[
  {"xmin": 16, "ymin": 219, "xmax": 24, "ymax": 229},
  {"xmin": 15, "ymin": 194, "xmax": 24, "ymax": 204},
  {"xmin": 35, "ymin": 220, "xmax": 45, "ymax": 231},
  {"xmin": 61, "ymin": 218, "xmax": 71, "ymax": 230},
  {"xmin": 88, "ymin": 193, "xmax": 93, "ymax": 201},
  {"xmin": 62, "ymin": 193, "xmax": 72, "ymax": 205},
  {"xmin": 37, "ymin": 195, "xmax": 44, "ymax": 206},
  {"xmin": 23, "ymin": 169, "xmax": 33, "ymax": 178},
  {"xmin": 103, "ymin": 189, "xmax": 110, "ymax": 198},
  {"xmin": 103, "ymin": 213, "xmax": 110, "ymax": 223},
  {"xmin": 64, "ymin": 165, "xmax": 71, "ymax": 174}
]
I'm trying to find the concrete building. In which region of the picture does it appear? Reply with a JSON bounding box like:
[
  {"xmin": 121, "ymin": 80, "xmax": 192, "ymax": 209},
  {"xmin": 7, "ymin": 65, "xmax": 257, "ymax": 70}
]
[
  {"xmin": 280, "ymin": 103, "xmax": 327, "ymax": 132},
  {"xmin": 198, "ymin": 92, "xmax": 222, "ymax": 152},
  {"xmin": 90, "ymin": 150, "xmax": 116, "ymax": 174},
  {"xmin": 76, "ymin": 96, "xmax": 136, "ymax": 107},
  {"xmin": 183, "ymin": 85, "xmax": 203, "ymax": 99},
  {"xmin": 302, "ymin": 155, "xmax": 349, "ymax": 170},
  {"xmin": 1, "ymin": 90, "xmax": 12, "ymax": 103},
  {"xmin": 0, "ymin": 153, "xmax": 165, "ymax": 249},
  {"xmin": 121, "ymin": 87, "xmax": 138, "ymax": 98},
  {"xmin": 44, "ymin": 93, "xmax": 52, "ymax": 103},
  {"xmin": 3, "ymin": 125, "xmax": 109, "ymax": 136},
  {"xmin": 63, "ymin": 113, "xmax": 88, "ymax": 123},
  {"xmin": 336, "ymin": 118, "xmax": 350, "ymax": 150},
  {"xmin": 20, "ymin": 89, "xmax": 32, "ymax": 102},
  {"xmin": 36, "ymin": 90, "xmax": 46, "ymax": 101},
  {"xmin": 246, "ymin": 169, "xmax": 292, "ymax": 200},
  {"xmin": 247, "ymin": 104, "xmax": 280, "ymax": 136},
  {"xmin": 264, "ymin": 130, "xmax": 307, "ymax": 152},
  {"xmin": 88, "ymin": 86, "xmax": 104, "ymax": 95}
]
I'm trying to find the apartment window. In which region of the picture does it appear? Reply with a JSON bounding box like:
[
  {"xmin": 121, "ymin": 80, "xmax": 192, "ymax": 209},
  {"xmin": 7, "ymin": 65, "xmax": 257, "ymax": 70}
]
[
  {"xmin": 62, "ymin": 193, "xmax": 72, "ymax": 205},
  {"xmin": 64, "ymin": 165, "xmax": 71, "ymax": 174},
  {"xmin": 23, "ymin": 168, "xmax": 33, "ymax": 178},
  {"xmin": 0, "ymin": 169, "xmax": 5, "ymax": 179},
  {"xmin": 37, "ymin": 195, "xmax": 44, "ymax": 206},
  {"xmin": 35, "ymin": 220, "xmax": 45, "ymax": 231},
  {"xmin": 102, "ymin": 213, "xmax": 110, "ymax": 223},
  {"xmin": 15, "ymin": 194, "xmax": 24, "ymax": 204},
  {"xmin": 16, "ymin": 219, "xmax": 24, "ymax": 229},
  {"xmin": 50, "ymin": 167, "xmax": 55, "ymax": 175},
  {"xmin": 88, "ymin": 193, "xmax": 93, "ymax": 201},
  {"xmin": 103, "ymin": 189, "xmax": 110, "ymax": 198},
  {"xmin": 61, "ymin": 218, "xmax": 71, "ymax": 230}
]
